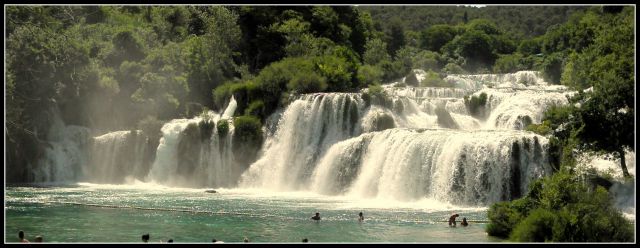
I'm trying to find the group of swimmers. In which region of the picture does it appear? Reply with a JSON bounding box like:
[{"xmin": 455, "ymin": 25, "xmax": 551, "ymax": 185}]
[
  {"xmin": 19, "ymin": 212, "xmax": 468, "ymax": 243},
  {"xmin": 448, "ymin": 213, "xmax": 469, "ymax": 227},
  {"xmin": 141, "ymin": 233, "xmax": 249, "ymax": 243},
  {"xmin": 313, "ymin": 211, "xmax": 468, "ymax": 227},
  {"xmin": 311, "ymin": 211, "xmax": 365, "ymax": 222}
]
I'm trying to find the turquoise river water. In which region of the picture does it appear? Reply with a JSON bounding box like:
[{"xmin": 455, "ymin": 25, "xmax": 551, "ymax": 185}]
[{"xmin": 5, "ymin": 182, "xmax": 504, "ymax": 243}]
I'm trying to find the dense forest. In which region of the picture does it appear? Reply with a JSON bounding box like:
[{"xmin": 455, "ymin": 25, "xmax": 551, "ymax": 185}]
[{"xmin": 5, "ymin": 5, "xmax": 635, "ymax": 242}]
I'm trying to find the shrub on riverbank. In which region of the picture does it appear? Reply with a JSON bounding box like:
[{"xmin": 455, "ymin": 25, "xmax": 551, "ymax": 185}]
[{"xmin": 486, "ymin": 170, "xmax": 634, "ymax": 242}]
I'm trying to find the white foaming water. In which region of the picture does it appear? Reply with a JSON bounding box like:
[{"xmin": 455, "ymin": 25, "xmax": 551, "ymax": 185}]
[
  {"xmin": 239, "ymin": 71, "xmax": 571, "ymax": 207},
  {"xmin": 222, "ymin": 95, "xmax": 237, "ymax": 119},
  {"xmin": 385, "ymin": 86, "xmax": 471, "ymax": 99},
  {"xmin": 35, "ymin": 109, "xmax": 91, "ymax": 182},
  {"xmin": 311, "ymin": 128, "xmax": 550, "ymax": 206},
  {"xmin": 479, "ymin": 88, "xmax": 572, "ymax": 130},
  {"xmin": 86, "ymin": 130, "xmax": 149, "ymax": 183},
  {"xmin": 145, "ymin": 95, "xmax": 240, "ymax": 188},
  {"xmin": 38, "ymin": 71, "xmax": 579, "ymax": 209},
  {"xmin": 146, "ymin": 111, "xmax": 236, "ymax": 188},
  {"xmin": 445, "ymin": 71, "xmax": 550, "ymax": 91},
  {"xmin": 239, "ymin": 93, "xmax": 365, "ymax": 191}
]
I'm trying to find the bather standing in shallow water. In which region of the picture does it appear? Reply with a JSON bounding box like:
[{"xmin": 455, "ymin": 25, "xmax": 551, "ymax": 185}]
[{"xmin": 449, "ymin": 213, "xmax": 460, "ymax": 227}]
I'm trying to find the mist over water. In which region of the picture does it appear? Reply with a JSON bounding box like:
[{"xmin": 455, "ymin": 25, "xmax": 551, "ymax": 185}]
[
  {"xmin": 32, "ymin": 70, "xmax": 632, "ymax": 213},
  {"xmin": 239, "ymin": 70, "xmax": 564, "ymax": 207}
]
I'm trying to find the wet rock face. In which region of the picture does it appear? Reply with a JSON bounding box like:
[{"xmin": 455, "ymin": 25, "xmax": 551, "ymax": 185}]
[{"xmin": 435, "ymin": 105, "xmax": 459, "ymax": 129}]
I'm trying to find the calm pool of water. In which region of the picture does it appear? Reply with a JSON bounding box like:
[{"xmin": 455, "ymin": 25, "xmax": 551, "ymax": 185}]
[{"xmin": 5, "ymin": 182, "xmax": 504, "ymax": 243}]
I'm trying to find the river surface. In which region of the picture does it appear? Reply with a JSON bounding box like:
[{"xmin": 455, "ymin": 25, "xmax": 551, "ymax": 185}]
[{"xmin": 5, "ymin": 182, "xmax": 504, "ymax": 243}]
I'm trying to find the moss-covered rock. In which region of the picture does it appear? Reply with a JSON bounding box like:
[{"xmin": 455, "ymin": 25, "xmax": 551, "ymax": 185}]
[
  {"xmin": 216, "ymin": 119, "xmax": 229, "ymax": 138},
  {"xmin": 232, "ymin": 115, "xmax": 264, "ymax": 166},
  {"xmin": 464, "ymin": 92, "xmax": 488, "ymax": 119}
]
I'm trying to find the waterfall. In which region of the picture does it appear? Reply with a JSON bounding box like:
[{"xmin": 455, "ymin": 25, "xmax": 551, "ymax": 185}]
[
  {"xmin": 479, "ymin": 88, "xmax": 572, "ymax": 130},
  {"xmin": 34, "ymin": 108, "xmax": 91, "ymax": 182},
  {"xmin": 85, "ymin": 130, "xmax": 150, "ymax": 184},
  {"xmin": 146, "ymin": 110, "xmax": 236, "ymax": 188},
  {"xmin": 311, "ymin": 128, "xmax": 551, "ymax": 205},
  {"xmin": 239, "ymin": 70, "xmax": 571, "ymax": 206},
  {"xmin": 222, "ymin": 95, "xmax": 237, "ymax": 119},
  {"xmin": 35, "ymin": 70, "xmax": 577, "ymax": 207},
  {"xmin": 239, "ymin": 93, "xmax": 365, "ymax": 191}
]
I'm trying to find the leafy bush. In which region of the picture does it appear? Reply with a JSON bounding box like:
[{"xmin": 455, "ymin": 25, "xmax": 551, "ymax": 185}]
[
  {"xmin": 525, "ymin": 120, "xmax": 552, "ymax": 136},
  {"xmin": 518, "ymin": 38, "xmax": 542, "ymax": 56},
  {"xmin": 287, "ymin": 71, "xmax": 327, "ymax": 94},
  {"xmin": 486, "ymin": 170, "xmax": 634, "ymax": 242},
  {"xmin": 421, "ymin": 70, "xmax": 453, "ymax": 87},
  {"xmin": 463, "ymin": 92, "xmax": 488, "ymax": 119},
  {"xmin": 137, "ymin": 115, "xmax": 165, "ymax": 140},
  {"xmin": 493, "ymin": 53, "xmax": 527, "ymax": 73},
  {"xmin": 312, "ymin": 54, "xmax": 356, "ymax": 91},
  {"xmin": 244, "ymin": 100, "xmax": 266, "ymax": 119},
  {"xmin": 357, "ymin": 64, "xmax": 383, "ymax": 87},
  {"xmin": 378, "ymin": 59, "xmax": 406, "ymax": 83},
  {"xmin": 198, "ymin": 117, "xmax": 215, "ymax": 141},
  {"xmin": 443, "ymin": 62, "xmax": 467, "ymax": 74},
  {"xmin": 412, "ymin": 50, "xmax": 441, "ymax": 71},
  {"xmin": 540, "ymin": 52, "xmax": 564, "ymax": 84},
  {"xmin": 509, "ymin": 208, "xmax": 557, "ymax": 242},
  {"xmin": 486, "ymin": 201, "xmax": 524, "ymax": 238},
  {"xmin": 367, "ymin": 83, "xmax": 385, "ymax": 98},
  {"xmin": 216, "ymin": 119, "xmax": 229, "ymax": 138}
]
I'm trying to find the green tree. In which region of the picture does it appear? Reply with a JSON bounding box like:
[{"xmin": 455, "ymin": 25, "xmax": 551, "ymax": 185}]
[
  {"xmin": 443, "ymin": 29, "xmax": 496, "ymax": 72},
  {"xmin": 554, "ymin": 8, "xmax": 634, "ymax": 177},
  {"xmin": 420, "ymin": 24, "xmax": 458, "ymax": 52},
  {"xmin": 184, "ymin": 6, "xmax": 241, "ymax": 108},
  {"xmin": 386, "ymin": 18, "xmax": 406, "ymax": 58},
  {"xmin": 493, "ymin": 53, "xmax": 526, "ymax": 73},
  {"xmin": 363, "ymin": 38, "xmax": 391, "ymax": 65}
]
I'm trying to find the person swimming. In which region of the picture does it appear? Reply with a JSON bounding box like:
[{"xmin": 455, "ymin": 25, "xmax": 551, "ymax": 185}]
[
  {"xmin": 449, "ymin": 213, "xmax": 460, "ymax": 227},
  {"xmin": 311, "ymin": 212, "xmax": 321, "ymax": 221},
  {"xmin": 461, "ymin": 217, "xmax": 469, "ymax": 227},
  {"xmin": 358, "ymin": 212, "xmax": 364, "ymax": 222},
  {"xmin": 18, "ymin": 230, "xmax": 29, "ymax": 243},
  {"xmin": 142, "ymin": 233, "xmax": 150, "ymax": 243}
]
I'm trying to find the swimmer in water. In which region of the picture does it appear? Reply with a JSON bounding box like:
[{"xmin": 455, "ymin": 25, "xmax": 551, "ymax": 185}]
[{"xmin": 311, "ymin": 212, "xmax": 321, "ymax": 221}]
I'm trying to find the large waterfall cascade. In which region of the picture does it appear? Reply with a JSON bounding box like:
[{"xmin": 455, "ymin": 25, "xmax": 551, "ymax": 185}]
[
  {"xmin": 239, "ymin": 69, "xmax": 577, "ymax": 206},
  {"xmin": 37, "ymin": 70, "xmax": 631, "ymax": 208}
]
